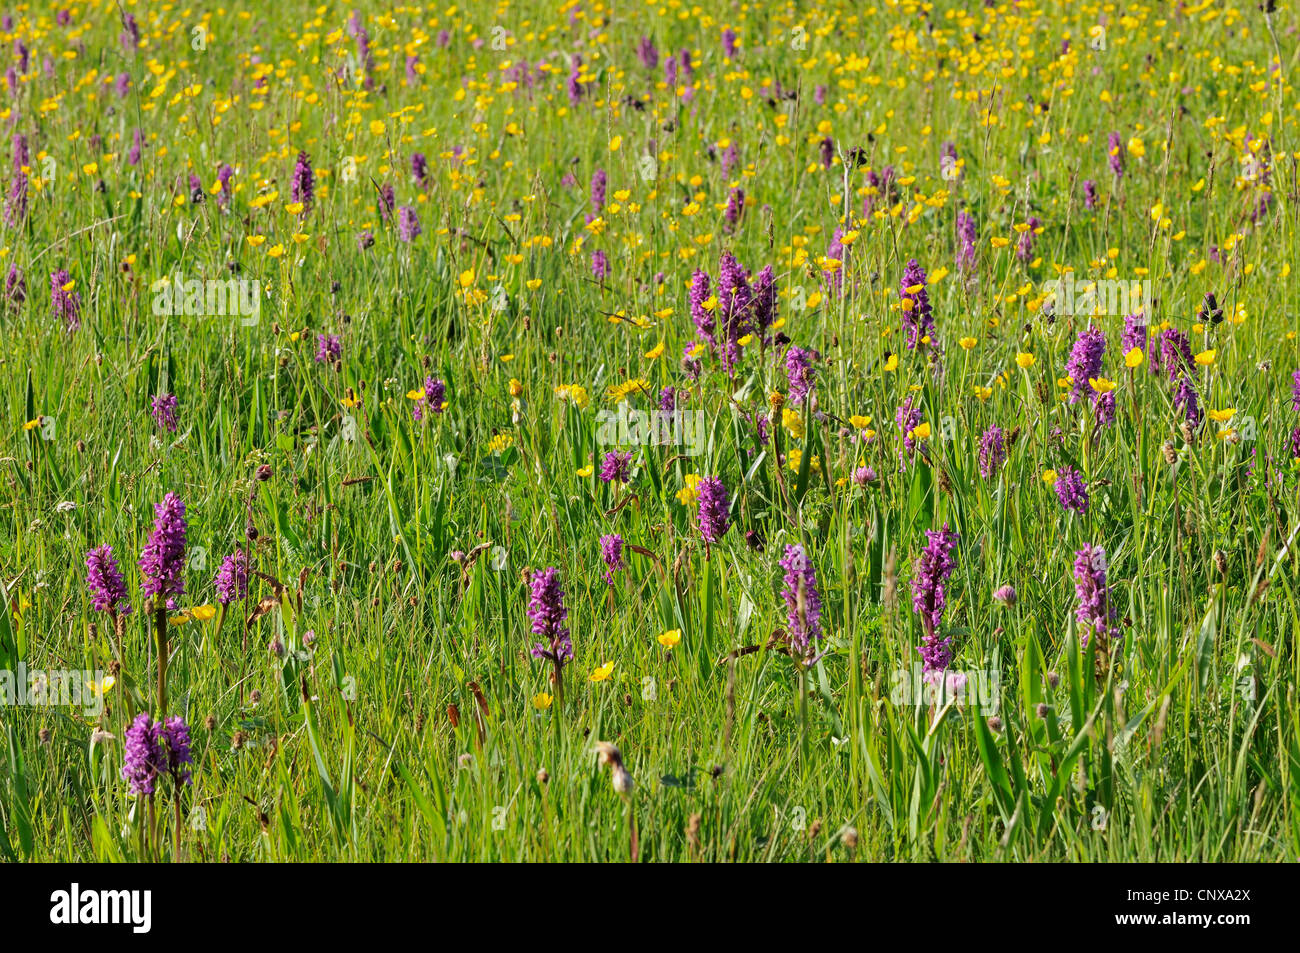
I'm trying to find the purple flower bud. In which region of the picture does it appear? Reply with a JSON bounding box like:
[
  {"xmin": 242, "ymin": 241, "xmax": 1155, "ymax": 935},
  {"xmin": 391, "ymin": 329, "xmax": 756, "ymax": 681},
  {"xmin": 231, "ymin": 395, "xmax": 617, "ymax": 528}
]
[
  {"xmin": 139, "ymin": 493, "xmax": 187, "ymax": 607},
  {"xmin": 1054, "ymin": 466, "xmax": 1089, "ymax": 515},
  {"xmin": 291, "ymin": 150, "xmax": 314, "ymax": 210},
  {"xmin": 899, "ymin": 259, "xmax": 934, "ymax": 349},
  {"xmin": 1073, "ymin": 544, "xmax": 1117, "ymax": 648},
  {"xmin": 86, "ymin": 545, "xmax": 132, "ymax": 615},
  {"xmin": 912, "ymin": 524, "xmax": 957, "ymax": 670},
  {"xmin": 527, "ymin": 567, "xmax": 572, "ymax": 665},
  {"xmin": 780, "ymin": 544, "xmax": 823, "ymax": 656},
  {"xmin": 599, "ymin": 533, "xmax": 624, "ymax": 585},
  {"xmin": 599, "ymin": 450, "xmax": 632, "ymax": 484},
  {"xmin": 696, "ymin": 476, "xmax": 730, "ymax": 544},
  {"xmin": 151, "ymin": 393, "xmax": 178, "ymax": 433},
  {"xmin": 214, "ymin": 549, "xmax": 249, "ymax": 605}
]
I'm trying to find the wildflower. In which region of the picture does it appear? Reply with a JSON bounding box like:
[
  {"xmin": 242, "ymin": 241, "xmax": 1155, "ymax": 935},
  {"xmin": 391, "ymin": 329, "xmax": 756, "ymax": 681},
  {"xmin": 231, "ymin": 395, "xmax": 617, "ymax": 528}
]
[
  {"xmin": 636, "ymin": 36, "xmax": 658, "ymax": 70},
  {"xmin": 955, "ymin": 210, "xmax": 977, "ymax": 273},
  {"xmin": 157, "ymin": 716, "xmax": 194, "ymax": 787},
  {"xmin": 599, "ymin": 533, "xmax": 624, "ymax": 585},
  {"xmin": 4, "ymin": 169, "xmax": 25, "ymax": 226},
  {"xmin": 823, "ymin": 228, "xmax": 846, "ymax": 296},
  {"xmin": 689, "ymin": 269, "xmax": 715, "ymax": 352},
  {"xmin": 411, "ymin": 152, "xmax": 429, "ymax": 187},
  {"xmin": 1107, "ymin": 131, "xmax": 1124, "ymax": 178},
  {"xmin": 151, "ymin": 393, "xmax": 178, "ymax": 433},
  {"xmin": 120, "ymin": 11, "xmax": 141, "ymax": 52},
  {"xmin": 591, "ymin": 249, "xmax": 609, "ymax": 280},
  {"xmin": 566, "ymin": 54, "xmax": 584, "ymax": 105},
  {"xmin": 779, "ymin": 544, "xmax": 823, "ymax": 658},
  {"xmin": 657, "ymin": 629, "xmax": 681, "ymax": 648},
  {"xmin": 50, "ymin": 269, "xmax": 82, "ymax": 331},
  {"xmin": 1291, "ymin": 370, "xmax": 1300, "ymax": 413},
  {"xmin": 86, "ymin": 545, "xmax": 132, "ymax": 616},
  {"xmin": 1159, "ymin": 328, "xmax": 1194, "ymax": 381},
  {"xmin": 291, "ymin": 150, "xmax": 314, "ymax": 211},
  {"xmin": 1121, "ymin": 312, "xmax": 1147, "ymax": 358},
  {"xmin": 127, "ymin": 127, "xmax": 144, "ymax": 166},
  {"xmin": 720, "ymin": 141, "xmax": 738, "ymax": 177},
  {"xmin": 139, "ymin": 493, "xmax": 187, "ymax": 607},
  {"xmin": 316, "ymin": 333, "xmax": 341, "ymax": 364},
  {"xmin": 992, "ymin": 585, "xmax": 1017, "ymax": 607},
  {"xmin": 911, "ymin": 524, "xmax": 957, "ymax": 672},
  {"xmin": 214, "ymin": 549, "xmax": 249, "ymax": 605},
  {"xmin": 121, "ymin": 713, "xmax": 163, "ymax": 796},
  {"xmin": 723, "ymin": 186, "xmax": 745, "ymax": 232},
  {"xmin": 696, "ymin": 476, "xmax": 730, "ymax": 544},
  {"xmin": 527, "ymin": 567, "xmax": 572, "ymax": 665},
  {"xmin": 1065, "ymin": 327, "xmax": 1107, "ymax": 404},
  {"xmin": 717, "ymin": 251, "xmax": 754, "ymax": 373},
  {"xmin": 1016, "ymin": 216, "xmax": 1041, "ymax": 263},
  {"xmin": 899, "ymin": 259, "xmax": 935, "ymax": 349},
  {"xmin": 599, "ymin": 450, "xmax": 632, "ymax": 484},
  {"xmin": 589, "ymin": 661, "xmax": 615, "ymax": 682},
  {"xmin": 895, "ymin": 396, "xmax": 923, "ymax": 467},
  {"xmin": 751, "ymin": 265, "xmax": 776, "ymax": 342},
  {"xmin": 1174, "ymin": 374, "xmax": 1202, "ymax": 430},
  {"xmin": 978, "ymin": 425, "xmax": 1006, "ymax": 478},
  {"xmin": 397, "ymin": 205, "xmax": 421, "ymax": 242},
  {"xmin": 675, "ymin": 473, "xmax": 703, "ymax": 506},
  {"xmin": 1073, "ymin": 545, "xmax": 1117, "ymax": 648},
  {"xmin": 216, "ymin": 163, "xmax": 233, "ymax": 209},
  {"xmin": 1093, "ymin": 390, "xmax": 1116, "ymax": 428},
  {"xmin": 5, "ymin": 264, "xmax": 25, "ymax": 310},
  {"xmin": 1054, "ymin": 466, "xmax": 1089, "ymax": 514},
  {"xmin": 722, "ymin": 27, "xmax": 738, "ymax": 60},
  {"xmin": 590, "ymin": 168, "xmax": 607, "ymax": 214},
  {"xmin": 785, "ymin": 345, "xmax": 816, "ymax": 406},
  {"xmin": 1083, "ymin": 179, "xmax": 1098, "ymax": 209},
  {"xmin": 413, "ymin": 376, "xmax": 446, "ymax": 420}
]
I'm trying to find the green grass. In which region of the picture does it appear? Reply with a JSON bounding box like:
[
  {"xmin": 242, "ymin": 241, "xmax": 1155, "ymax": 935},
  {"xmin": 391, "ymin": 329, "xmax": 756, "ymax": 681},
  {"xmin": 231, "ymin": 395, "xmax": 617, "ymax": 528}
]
[{"xmin": 1, "ymin": 0, "xmax": 1299, "ymax": 862}]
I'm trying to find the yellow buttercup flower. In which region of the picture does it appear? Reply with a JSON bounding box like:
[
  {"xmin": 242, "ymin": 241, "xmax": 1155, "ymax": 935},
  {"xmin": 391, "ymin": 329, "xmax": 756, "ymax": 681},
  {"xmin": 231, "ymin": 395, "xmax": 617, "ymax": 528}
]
[
  {"xmin": 1125, "ymin": 347, "xmax": 1144, "ymax": 368},
  {"xmin": 1015, "ymin": 352, "xmax": 1036, "ymax": 368},
  {"xmin": 532, "ymin": 692, "xmax": 553, "ymax": 710},
  {"xmin": 1208, "ymin": 408, "xmax": 1235, "ymax": 423},
  {"xmin": 1194, "ymin": 349, "xmax": 1216, "ymax": 366},
  {"xmin": 1089, "ymin": 377, "xmax": 1116, "ymax": 394},
  {"xmin": 589, "ymin": 661, "xmax": 615, "ymax": 682},
  {"xmin": 781, "ymin": 407, "xmax": 805, "ymax": 439},
  {"xmin": 676, "ymin": 473, "xmax": 702, "ymax": 506},
  {"xmin": 657, "ymin": 629, "xmax": 682, "ymax": 648},
  {"xmin": 1042, "ymin": 469, "xmax": 1058, "ymax": 485}
]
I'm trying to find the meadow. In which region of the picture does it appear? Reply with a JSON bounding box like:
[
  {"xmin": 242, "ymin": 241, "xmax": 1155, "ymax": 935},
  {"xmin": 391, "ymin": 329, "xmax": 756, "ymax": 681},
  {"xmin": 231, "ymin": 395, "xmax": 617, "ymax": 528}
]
[{"xmin": 2, "ymin": 0, "xmax": 1299, "ymax": 863}]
